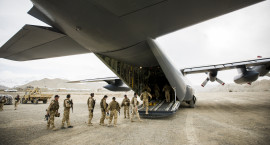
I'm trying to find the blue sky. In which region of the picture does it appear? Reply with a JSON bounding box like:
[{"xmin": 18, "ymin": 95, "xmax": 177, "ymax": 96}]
[{"xmin": 0, "ymin": 0, "xmax": 269, "ymax": 87}]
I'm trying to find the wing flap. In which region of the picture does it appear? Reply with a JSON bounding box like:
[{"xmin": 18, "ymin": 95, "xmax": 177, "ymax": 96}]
[{"xmin": 0, "ymin": 25, "xmax": 90, "ymax": 61}]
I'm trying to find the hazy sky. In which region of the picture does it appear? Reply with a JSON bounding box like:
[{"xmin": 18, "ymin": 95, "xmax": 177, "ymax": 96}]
[{"xmin": 0, "ymin": 0, "xmax": 270, "ymax": 87}]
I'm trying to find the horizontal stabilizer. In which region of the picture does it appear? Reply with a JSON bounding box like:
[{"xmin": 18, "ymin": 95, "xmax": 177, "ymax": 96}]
[{"xmin": 0, "ymin": 25, "xmax": 90, "ymax": 61}]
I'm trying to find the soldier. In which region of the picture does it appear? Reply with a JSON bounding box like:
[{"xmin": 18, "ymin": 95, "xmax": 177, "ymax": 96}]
[
  {"xmin": 121, "ymin": 94, "xmax": 130, "ymax": 119},
  {"xmin": 87, "ymin": 93, "xmax": 95, "ymax": 126},
  {"xmin": 0, "ymin": 96, "xmax": 7, "ymax": 111},
  {"xmin": 99, "ymin": 95, "xmax": 108, "ymax": 126},
  {"xmin": 47, "ymin": 95, "xmax": 60, "ymax": 130},
  {"xmin": 107, "ymin": 97, "xmax": 120, "ymax": 127},
  {"xmin": 14, "ymin": 95, "xmax": 20, "ymax": 110},
  {"xmin": 154, "ymin": 84, "xmax": 160, "ymax": 100},
  {"xmin": 131, "ymin": 93, "xmax": 141, "ymax": 122},
  {"xmin": 140, "ymin": 89, "xmax": 152, "ymax": 114},
  {"xmin": 163, "ymin": 84, "xmax": 171, "ymax": 102},
  {"xmin": 61, "ymin": 94, "xmax": 73, "ymax": 129}
]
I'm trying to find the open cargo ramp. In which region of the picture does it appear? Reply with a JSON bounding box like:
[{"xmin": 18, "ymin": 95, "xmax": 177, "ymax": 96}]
[{"xmin": 138, "ymin": 100, "xmax": 180, "ymax": 118}]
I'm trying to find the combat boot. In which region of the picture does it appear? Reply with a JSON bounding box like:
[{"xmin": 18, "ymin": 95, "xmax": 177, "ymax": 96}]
[{"xmin": 68, "ymin": 126, "xmax": 73, "ymax": 128}]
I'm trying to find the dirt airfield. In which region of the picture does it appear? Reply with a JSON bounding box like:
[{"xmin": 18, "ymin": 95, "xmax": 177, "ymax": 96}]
[{"xmin": 0, "ymin": 91, "xmax": 270, "ymax": 145}]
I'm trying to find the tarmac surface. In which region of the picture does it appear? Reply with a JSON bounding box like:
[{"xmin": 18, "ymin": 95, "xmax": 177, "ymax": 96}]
[{"xmin": 0, "ymin": 91, "xmax": 269, "ymax": 145}]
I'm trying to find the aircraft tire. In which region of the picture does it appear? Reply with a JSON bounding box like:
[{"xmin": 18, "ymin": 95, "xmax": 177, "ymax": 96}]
[{"xmin": 190, "ymin": 96, "xmax": 196, "ymax": 108}]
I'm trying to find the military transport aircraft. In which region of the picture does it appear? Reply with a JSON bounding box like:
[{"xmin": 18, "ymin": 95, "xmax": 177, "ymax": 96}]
[{"xmin": 0, "ymin": 0, "xmax": 269, "ymax": 117}]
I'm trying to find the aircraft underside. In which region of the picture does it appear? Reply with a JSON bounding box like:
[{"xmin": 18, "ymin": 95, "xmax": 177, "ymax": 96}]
[{"xmin": 96, "ymin": 39, "xmax": 196, "ymax": 117}]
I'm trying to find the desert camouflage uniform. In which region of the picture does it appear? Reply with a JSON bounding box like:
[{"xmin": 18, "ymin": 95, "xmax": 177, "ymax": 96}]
[
  {"xmin": 163, "ymin": 85, "xmax": 171, "ymax": 102},
  {"xmin": 61, "ymin": 98, "xmax": 71, "ymax": 127},
  {"xmin": 14, "ymin": 96, "xmax": 20, "ymax": 110},
  {"xmin": 0, "ymin": 97, "xmax": 7, "ymax": 111},
  {"xmin": 87, "ymin": 97, "xmax": 95, "ymax": 125},
  {"xmin": 121, "ymin": 97, "xmax": 130, "ymax": 119},
  {"xmin": 47, "ymin": 100, "xmax": 59, "ymax": 129},
  {"xmin": 100, "ymin": 98, "xmax": 108, "ymax": 125},
  {"xmin": 140, "ymin": 91, "xmax": 152, "ymax": 114},
  {"xmin": 131, "ymin": 96, "xmax": 141, "ymax": 122},
  {"xmin": 107, "ymin": 100, "xmax": 120, "ymax": 126}
]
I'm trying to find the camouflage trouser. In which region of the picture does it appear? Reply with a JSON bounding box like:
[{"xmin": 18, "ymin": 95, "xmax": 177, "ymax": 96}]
[
  {"xmin": 100, "ymin": 110, "xmax": 106, "ymax": 124},
  {"xmin": 62, "ymin": 109, "xmax": 70, "ymax": 127},
  {"xmin": 88, "ymin": 109, "xmax": 93, "ymax": 125},
  {"xmin": 0, "ymin": 103, "xmax": 4, "ymax": 111},
  {"xmin": 165, "ymin": 91, "xmax": 170, "ymax": 102},
  {"xmin": 143, "ymin": 99, "xmax": 149, "ymax": 114},
  {"xmin": 47, "ymin": 111, "xmax": 56, "ymax": 128},
  {"xmin": 131, "ymin": 106, "xmax": 141, "ymax": 121},
  {"xmin": 109, "ymin": 110, "xmax": 118, "ymax": 125},
  {"xmin": 124, "ymin": 106, "xmax": 130, "ymax": 118},
  {"xmin": 14, "ymin": 101, "xmax": 19, "ymax": 110}
]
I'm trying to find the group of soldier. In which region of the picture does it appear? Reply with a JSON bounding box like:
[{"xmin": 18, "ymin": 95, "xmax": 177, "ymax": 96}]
[
  {"xmin": 1, "ymin": 83, "xmax": 172, "ymax": 130},
  {"xmin": 46, "ymin": 92, "xmax": 142, "ymax": 130},
  {"xmin": 0, "ymin": 94, "xmax": 21, "ymax": 111}
]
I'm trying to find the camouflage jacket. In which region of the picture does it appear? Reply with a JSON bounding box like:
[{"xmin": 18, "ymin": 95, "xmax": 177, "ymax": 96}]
[
  {"xmin": 87, "ymin": 97, "xmax": 95, "ymax": 110},
  {"xmin": 48, "ymin": 100, "xmax": 59, "ymax": 111},
  {"xmin": 131, "ymin": 97, "xmax": 139, "ymax": 107},
  {"xmin": 63, "ymin": 99, "xmax": 71, "ymax": 109},
  {"xmin": 100, "ymin": 98, "xmax": 108, "ymax": 111},
  {"xmin": 107, "ymin": 100, "xmax": 120, "ymax": 111},
  {"xmin": 140, "ymin": 91, "xmax": 152, "ymax": 100},
  {"xmin": 121, "ymin": 98, "xmax": 130, "ymax": 107}
]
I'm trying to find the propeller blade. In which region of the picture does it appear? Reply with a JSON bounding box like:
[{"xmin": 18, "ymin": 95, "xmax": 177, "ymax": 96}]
[
  {"xmin": 201, "ymin": 78, "xmax": 209, "ymax": 87},
  {"xmin": 216, "ymin": 78, "xmax": 225, "ymax": 85}
]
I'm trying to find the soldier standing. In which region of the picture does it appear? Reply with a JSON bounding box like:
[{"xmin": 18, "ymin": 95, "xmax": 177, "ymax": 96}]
[
  {"xmin": 131, "ymin": 93, "xmax": 141, "ymax": 122},
  {"xmin": 0, "ymin": 96, "xmax": 7, "ymax": 111},
  {"xmin": 140, "ymin": 89, "xmax": 152, "ymax": 114},
  {"xmin": 154, "ymin": 84, "xmax": 160, "ymax": 100},
  {"xmin": 14, "ymin": 95, "xmax": 20, "ymax": 110},
  {"xmin": 107, "ymin": 97, "xmax": 120, "ymax": 127},
  {"xmin": 121, "ymin": 95, "xmax": 130, "ymax": 119},
  {"xmin": 163, "ymin": 84, "xmax": 171, "ymax": 102},
  {"xmin": 47, "ymin": 95, "xmax": 60, "ymax": 130},
  {"xmin": 87, "ymin": 93, "xmax": 95, "ymax": 126},
  {"xmin": 61, "ymin": 94, "xmax": 73, "ymax": 129},
  {"xmin": 99, "ymin": 95, "xmax": 108, "ymax": 126}
]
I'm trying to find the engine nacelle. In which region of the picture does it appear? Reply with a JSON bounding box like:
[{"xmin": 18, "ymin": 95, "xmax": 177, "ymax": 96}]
[
  {"xmin": 251, "ymin": 65, "xmax": 270, "ymax": 76},
  {"xmin": 209, "ymin": 71, "xmax": 217, "ymax": 82},
  {"xmin": 103, "ymin": 84, "xmax": 131, "ymax": 91},
  {"xmin": 234, "ymin": 71, "xmax": 259, "ymax": 84}
]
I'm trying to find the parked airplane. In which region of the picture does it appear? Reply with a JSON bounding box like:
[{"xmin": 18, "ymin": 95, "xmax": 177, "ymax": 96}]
[{"xmin": 0, "ymin": 0, "xmax": 268, "ymax": 117}]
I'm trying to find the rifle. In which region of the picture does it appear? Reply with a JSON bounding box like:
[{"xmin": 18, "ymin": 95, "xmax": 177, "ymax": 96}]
[
  {"xmin": 45, "ymin": 109, "xmax": 50, "ymax": 122},
  {"xmin": 70, "ymin": 99, "xmax": 73, "ymax": 113}
]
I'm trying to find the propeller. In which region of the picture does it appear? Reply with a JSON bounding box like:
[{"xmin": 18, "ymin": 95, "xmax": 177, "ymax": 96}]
[
  {"xmin": 216, "ymin": 78, "xmax": 225, "ymax": 85},
  {"xmin": 201, "ymin": 78, "xmax": 209, "ymax": 87},
  {"xmin": 201, "ymin": 71, "xmax": 225, "ymax": 87}
]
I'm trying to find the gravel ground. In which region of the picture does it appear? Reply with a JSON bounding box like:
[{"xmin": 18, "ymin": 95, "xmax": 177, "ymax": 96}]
[{"xmin": 0, "ymin": 91, "xmax": 269, "ymax": 145}]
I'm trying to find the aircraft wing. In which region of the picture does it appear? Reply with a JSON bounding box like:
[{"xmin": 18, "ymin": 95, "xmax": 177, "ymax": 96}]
[
  {"xmin": 0, "ymin": 25, "xmax": 90, "ymax": 61},
  {"xmin": 68, "ymin": 77, "xmax": 119, "ymax": 83},
  {"xmin": 181, "ymin": 58, "xmax": 270, "ymax": 75}
]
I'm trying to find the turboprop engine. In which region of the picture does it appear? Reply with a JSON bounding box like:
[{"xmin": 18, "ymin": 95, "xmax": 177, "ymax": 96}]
[
  {"xmin": 234, "ymin": 67, "xmax": 259, "ymax": 84},
  {"xmin": 201, "ymin": 70, "xmax": 225, "ymax": 87}
]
